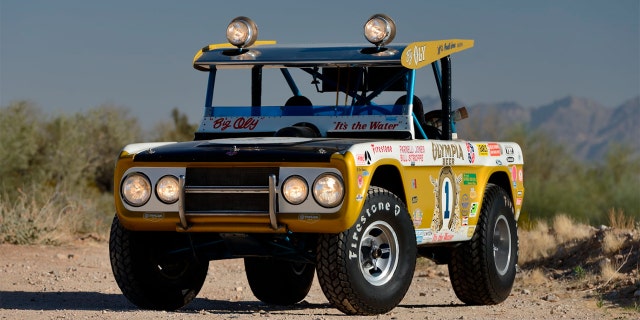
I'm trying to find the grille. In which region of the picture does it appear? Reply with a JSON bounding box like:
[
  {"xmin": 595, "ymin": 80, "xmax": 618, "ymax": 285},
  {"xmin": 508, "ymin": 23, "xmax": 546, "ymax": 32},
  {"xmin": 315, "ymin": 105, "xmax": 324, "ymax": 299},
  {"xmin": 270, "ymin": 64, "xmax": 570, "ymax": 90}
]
[{"xmin": 184, "ymin": 167, "xmax": 278, "ymax": 214}]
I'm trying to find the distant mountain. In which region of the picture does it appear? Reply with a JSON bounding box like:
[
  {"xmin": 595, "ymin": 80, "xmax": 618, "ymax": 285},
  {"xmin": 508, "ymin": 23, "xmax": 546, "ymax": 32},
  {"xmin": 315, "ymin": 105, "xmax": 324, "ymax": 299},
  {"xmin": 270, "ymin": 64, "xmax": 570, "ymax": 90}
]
[{"xmin": 438, "ymin": 95, "xmax": 640, "ymax": 162}]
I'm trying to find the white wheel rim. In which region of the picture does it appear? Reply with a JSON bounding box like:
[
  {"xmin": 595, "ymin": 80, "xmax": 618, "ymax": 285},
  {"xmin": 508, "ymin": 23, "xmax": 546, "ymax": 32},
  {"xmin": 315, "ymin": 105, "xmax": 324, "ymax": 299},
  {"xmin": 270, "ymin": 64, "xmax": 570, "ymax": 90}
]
[
  {"xmin": 357, "ymin": 221, "xmax": 399, "ymax": 286},
  {"xmin": 493, "ymin": 215, "xmax": 512, "ymax": 276}
]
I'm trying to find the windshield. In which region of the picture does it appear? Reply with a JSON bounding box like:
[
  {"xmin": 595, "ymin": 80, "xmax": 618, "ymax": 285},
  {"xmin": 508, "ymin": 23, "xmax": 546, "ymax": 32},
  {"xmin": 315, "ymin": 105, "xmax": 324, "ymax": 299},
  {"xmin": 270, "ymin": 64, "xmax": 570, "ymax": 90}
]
[{"xmin": 196, "ymin": 65, "xmax": 429, "ymax": 140}]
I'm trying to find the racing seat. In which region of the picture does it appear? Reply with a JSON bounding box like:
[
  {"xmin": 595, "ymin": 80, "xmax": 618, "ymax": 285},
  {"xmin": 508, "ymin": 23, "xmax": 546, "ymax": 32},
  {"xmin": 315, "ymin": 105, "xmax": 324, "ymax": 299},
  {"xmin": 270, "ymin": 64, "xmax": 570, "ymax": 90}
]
[
  {"xmin": 276, "ymin": 96, "xmax": 319, "ymax": 137},
  {"xmin": 394, "ymin": 95, "xmax": 441, "ymax": 140}
]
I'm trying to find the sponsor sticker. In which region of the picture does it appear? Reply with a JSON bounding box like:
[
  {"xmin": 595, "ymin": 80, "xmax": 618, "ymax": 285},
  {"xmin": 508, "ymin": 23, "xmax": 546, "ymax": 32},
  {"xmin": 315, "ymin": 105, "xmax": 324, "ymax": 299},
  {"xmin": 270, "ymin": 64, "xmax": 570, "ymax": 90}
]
[
  {"xmin": 469, "ymin": 202, "xmax": 479, "ymax": 217},
  {"xmin": 466, "ymin": 142, "xmax": 476, "ymax": 164},
  {"xmin": 463, "ymin": 173, "xmax": 477, "ymax": 185},
  {"xmin": 413, "ymin": 208, "xmax": 423, "ymax": 227},
  {"xmin": 488, "ymin": 143, "xmax": 501, "ymax": 156},
  {"xmin": 477, "ymin": 143, "xmax": 489, "ymax": 156}
]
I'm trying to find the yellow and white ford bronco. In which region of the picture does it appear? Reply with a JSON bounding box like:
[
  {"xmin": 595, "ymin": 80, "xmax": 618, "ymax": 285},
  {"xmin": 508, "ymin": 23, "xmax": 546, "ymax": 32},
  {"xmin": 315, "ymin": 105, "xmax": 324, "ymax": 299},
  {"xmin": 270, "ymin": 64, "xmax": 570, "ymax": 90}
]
[{"xmin": 110, "ymin": 14, "xmax": 525, "ymax": 315}]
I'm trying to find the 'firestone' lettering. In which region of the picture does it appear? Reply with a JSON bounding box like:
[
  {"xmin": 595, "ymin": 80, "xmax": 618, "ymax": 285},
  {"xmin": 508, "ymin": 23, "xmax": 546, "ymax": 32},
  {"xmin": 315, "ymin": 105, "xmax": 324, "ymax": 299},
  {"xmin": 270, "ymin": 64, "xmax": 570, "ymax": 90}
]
[{"xmin": 371, "ymin": 144, "xmax": 393, "ymax": 154}]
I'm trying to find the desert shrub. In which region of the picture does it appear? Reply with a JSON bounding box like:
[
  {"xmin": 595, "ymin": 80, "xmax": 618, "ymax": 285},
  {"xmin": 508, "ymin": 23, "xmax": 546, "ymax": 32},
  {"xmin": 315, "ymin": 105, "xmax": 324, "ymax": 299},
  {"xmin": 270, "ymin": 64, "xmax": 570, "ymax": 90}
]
[
  {"xmin": 0, "ymin": 102, "xmax": 141, "ymax": 244},
  {"xmin": 507, "ymin": 126, "xmax": 640, "ymax": 226},
  {"xmin": 0, "ymin": 101, "xmax": 45, "ymax": 193}
]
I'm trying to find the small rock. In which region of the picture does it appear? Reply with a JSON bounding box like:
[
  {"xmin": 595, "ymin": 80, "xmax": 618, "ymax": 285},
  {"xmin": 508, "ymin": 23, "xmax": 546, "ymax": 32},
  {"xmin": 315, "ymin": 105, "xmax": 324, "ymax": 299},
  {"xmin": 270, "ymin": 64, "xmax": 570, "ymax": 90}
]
[
  {"xmin": 521, "ymin": 289, "xmax": 531, "ymax": 295},
  {"xmin": 543, "ymin": 294, "xmax": 560, "ymax": 302}
]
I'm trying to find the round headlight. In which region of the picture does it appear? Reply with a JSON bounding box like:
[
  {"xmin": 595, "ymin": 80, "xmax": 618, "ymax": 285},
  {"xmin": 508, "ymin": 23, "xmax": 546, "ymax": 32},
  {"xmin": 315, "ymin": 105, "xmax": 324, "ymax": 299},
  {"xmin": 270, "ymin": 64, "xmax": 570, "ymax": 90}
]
[
  {"xmin": 226, "ymin": 16, "xmax": 258, "ymax": 48},
  {"xmin": 364, "ymin": 13, "xmax": 396, "ymax": 47},
  {"xmin": 282, "ymin": 176, "xmax": 308, "ymax": 205},
  {"xmin": 312, "ymin": 173, "xmax": 344, "ymax": 208},
  {"xmin": 156, "ymin": 175, "xmax": 180, "ymax": 204},
  {"xmin": 121, "ymin": 173, "xmax": 151, "ymax": 207}
]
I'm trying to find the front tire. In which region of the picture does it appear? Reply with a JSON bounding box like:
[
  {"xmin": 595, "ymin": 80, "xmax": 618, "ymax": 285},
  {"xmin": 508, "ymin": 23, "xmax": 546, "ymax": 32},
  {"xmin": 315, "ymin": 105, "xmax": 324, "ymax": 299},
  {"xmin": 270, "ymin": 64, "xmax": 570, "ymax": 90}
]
[
  {"xmin": 317, "ymin": 187, "xmax": 416, "ymax": 315},
  {"xmin": 448, "ymin": 184, "xmax": 518, "ymax": 305},
  {"xmin": 109, "ymin": 215, "xmax": 209, "ymax": 310},
  {"xmin": 244, "ymin": 258, "xmax": 315, "ymax": 305}
]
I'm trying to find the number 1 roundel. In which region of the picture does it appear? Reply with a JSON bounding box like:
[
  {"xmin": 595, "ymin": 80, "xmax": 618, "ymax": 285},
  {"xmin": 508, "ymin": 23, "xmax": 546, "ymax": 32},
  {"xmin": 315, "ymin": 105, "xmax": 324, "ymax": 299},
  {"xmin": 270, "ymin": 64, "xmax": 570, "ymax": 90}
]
[{"xmin": 438, "ymin": 166, "xmax": 456, "ymax": 231}]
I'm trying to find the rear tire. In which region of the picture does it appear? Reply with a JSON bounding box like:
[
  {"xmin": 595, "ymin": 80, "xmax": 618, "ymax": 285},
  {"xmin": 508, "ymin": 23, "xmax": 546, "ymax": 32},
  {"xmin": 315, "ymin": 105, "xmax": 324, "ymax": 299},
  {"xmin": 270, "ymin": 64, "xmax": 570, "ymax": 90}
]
[
  {"xmin": 448, "ymin": 184, "xmax": 518, "ymax": 305},
  {"xmin": 317, "ymin": 187, "xmax": 416, "ymax": 315},
  {"xmin": 109, "ymin": 215, "xmax": 209, "ymax": 310},
  {"xmin": 244, "ymin": 258, "xmax": 315, "ymax": 305}
]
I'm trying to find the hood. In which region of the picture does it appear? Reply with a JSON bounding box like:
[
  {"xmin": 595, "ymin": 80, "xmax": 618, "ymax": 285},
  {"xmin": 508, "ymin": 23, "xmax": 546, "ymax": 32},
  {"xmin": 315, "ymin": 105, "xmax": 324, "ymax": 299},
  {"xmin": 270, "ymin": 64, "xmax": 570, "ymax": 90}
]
[{"xmin": 131, "ymin": 137, "xmax": 371, "ymax": 163}]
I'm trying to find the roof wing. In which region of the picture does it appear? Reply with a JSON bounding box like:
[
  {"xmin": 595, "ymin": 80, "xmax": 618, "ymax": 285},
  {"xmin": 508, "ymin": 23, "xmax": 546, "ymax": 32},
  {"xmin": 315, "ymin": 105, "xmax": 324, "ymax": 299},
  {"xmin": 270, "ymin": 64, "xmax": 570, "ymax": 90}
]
[
  {"xmin": 193, "ymin": 39, "xmax": 473, "ymax": 71},
  {"xmin": 401, "ymin": 39, "xmax": 474, "ymax": 69}
]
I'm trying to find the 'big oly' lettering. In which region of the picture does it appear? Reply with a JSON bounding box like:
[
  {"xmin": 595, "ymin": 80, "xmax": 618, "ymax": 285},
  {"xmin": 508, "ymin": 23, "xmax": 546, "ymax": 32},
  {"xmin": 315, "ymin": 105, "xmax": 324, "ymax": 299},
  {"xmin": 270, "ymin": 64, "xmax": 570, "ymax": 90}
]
[{"xmin": 213, "ymin": 117, "xmax": 259, "ymax": 131}]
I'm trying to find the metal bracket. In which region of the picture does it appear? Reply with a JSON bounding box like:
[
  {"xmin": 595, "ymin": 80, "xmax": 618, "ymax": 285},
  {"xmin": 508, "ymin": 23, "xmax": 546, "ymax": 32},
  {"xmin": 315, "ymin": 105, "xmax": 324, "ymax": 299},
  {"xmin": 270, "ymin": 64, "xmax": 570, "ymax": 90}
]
[
  {"xmin": 268, "ymin": 174, "xmax": 278, "ymax": 230},
  {"xmin": 177, "ymin": 175, "xmax": 190, "ymax": 230}
]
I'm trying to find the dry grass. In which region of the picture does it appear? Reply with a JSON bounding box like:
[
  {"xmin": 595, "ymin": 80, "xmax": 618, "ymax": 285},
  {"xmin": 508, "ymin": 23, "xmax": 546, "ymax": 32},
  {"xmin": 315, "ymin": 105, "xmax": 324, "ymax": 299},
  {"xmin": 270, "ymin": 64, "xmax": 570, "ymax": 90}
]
[
  {"xmin": 599, "ymin": 259, "xmax": 622, "ymax": 282},
  {"xmin": 552, "ymin": 214, "xmax": 592, "ymax": 243},
  {"xmin": 519, "ymin": 268, "xmax": 549, "ymax": 287},
  {"xmin": 0, "ymin": 186, "xmax": 111, "ymax": 245},
  {"xmin": 607, "ymin": 208, "xmax": 636, "ymax": 230},
  {"xmin": 602, "ymin": 232, "xmax": 626, "ymax": 255},
  {"xmin": 519, "ymin": 220, "xmax": 556, "ymax": 264}
]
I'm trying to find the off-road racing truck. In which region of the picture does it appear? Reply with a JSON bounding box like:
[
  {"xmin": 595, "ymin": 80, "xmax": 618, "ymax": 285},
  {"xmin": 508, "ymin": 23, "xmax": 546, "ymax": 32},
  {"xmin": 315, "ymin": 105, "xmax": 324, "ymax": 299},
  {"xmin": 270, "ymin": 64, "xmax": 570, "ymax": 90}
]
[{"xmin": 109, "ymin": 14, "xmax": 525, "ymax": 315}]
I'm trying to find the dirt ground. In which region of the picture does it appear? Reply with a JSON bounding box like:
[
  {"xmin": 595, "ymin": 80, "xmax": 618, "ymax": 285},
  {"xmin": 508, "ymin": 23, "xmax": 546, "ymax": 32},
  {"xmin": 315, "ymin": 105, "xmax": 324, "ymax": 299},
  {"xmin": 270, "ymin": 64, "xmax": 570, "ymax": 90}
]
[{"xmin": 0, "ymin": 239, "xmax": 637, "ymax": 320}]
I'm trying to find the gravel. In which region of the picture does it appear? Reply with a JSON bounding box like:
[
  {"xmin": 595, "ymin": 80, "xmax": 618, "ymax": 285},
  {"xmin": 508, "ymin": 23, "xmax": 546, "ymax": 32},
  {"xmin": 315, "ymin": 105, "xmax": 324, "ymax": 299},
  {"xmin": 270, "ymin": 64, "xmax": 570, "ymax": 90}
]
[{"xmin": 0, "ymin": 241, "xmax": 635, "ymax": 320}]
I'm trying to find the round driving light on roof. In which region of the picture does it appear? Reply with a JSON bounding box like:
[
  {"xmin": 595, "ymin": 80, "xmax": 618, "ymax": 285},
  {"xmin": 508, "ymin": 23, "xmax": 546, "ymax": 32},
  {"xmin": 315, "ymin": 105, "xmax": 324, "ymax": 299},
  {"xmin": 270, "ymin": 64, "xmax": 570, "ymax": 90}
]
[
  {"xmin": 312, "ymin": 173, "xmax": 344, "ymax": 208},
  {"xmin": 121, "ymin": 173, "xmax": 151, "ymax": 207},
  {"xmin": 226, "ymin": 16, "xmax": 258, "ymax": 49},
  {"xmin": 282, "ymin": 176, "xmax": 308, "ymax": 205},
  {"xmin": 156, "ymin": 175, "xmax": 180, "ymax": 204},
  {"xmin": 364, "ymin": 13, "xmax": 396, "ymax": 47}
]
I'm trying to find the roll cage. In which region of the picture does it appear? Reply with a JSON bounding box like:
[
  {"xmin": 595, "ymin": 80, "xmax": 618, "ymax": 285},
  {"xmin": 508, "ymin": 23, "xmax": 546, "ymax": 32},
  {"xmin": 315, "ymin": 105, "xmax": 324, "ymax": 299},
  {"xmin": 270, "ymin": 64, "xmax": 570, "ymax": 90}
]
[{"xmin": 192, "ymin": 40, "xmax": 473, "ymax": 141}]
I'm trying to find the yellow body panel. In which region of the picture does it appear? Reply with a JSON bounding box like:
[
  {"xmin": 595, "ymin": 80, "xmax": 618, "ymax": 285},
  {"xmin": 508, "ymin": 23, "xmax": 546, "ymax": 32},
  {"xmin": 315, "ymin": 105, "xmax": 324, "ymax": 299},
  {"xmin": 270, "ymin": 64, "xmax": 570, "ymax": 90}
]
[{"xmin": 115, "ymin": 141, "xmax": 524, "ymax": 241}]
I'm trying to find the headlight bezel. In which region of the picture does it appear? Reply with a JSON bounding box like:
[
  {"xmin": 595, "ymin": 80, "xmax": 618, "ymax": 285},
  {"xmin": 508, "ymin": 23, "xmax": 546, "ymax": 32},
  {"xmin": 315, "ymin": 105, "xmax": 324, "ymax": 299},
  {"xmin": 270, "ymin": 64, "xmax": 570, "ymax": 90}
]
[
  {"xmin": 281, "ymin": 175, "xmax": 309, "ymax": 205},
  {"xmin": 121, "ymin": 172, "xmax": 152, "ymax": 207},
  {"xmin": 312, "ymin": 173, "xmax": 345, "ymax": 208},
  {"xmin": 155, "ymin": 175, "xmax": 180, "ymax": 204}
]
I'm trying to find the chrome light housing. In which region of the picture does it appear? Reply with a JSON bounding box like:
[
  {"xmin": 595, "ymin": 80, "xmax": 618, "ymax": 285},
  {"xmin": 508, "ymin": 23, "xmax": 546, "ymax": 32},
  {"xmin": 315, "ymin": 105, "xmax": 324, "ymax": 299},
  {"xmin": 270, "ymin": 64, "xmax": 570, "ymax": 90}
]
[
  {"xmin": 312, "ymin": 173, "xmax": 344, "ymax": 208},
  {"xmin": 121, "ymin": 173, "xmax": 151, "ymax": 207},
  {"xmin": 282, "ymin": 175, "xmax": 308, "ymax": 205},
  {"xmin": 364, "ymin": 13, "xmax": 396, "ymax": 47},
  {"xmin": 226, "ymin": 16, "xmax": 258, "ymax": 48},
  {"xmin": 156, "ymin": 175, "xmax": 180, "ymax": 204}
]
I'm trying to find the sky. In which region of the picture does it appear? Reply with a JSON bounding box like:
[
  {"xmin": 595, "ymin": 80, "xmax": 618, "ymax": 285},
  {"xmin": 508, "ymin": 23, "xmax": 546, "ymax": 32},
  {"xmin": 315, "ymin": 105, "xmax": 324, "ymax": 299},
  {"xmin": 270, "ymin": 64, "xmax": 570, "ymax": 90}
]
[{"xmin": 1, "ymin": 1, "xmax": 638, "ymax": 129}]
